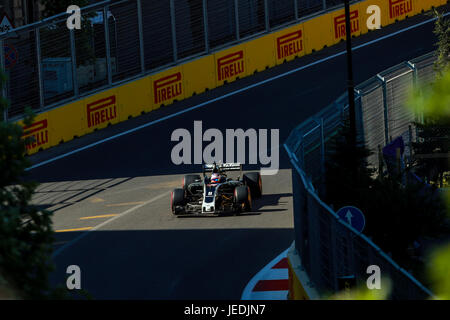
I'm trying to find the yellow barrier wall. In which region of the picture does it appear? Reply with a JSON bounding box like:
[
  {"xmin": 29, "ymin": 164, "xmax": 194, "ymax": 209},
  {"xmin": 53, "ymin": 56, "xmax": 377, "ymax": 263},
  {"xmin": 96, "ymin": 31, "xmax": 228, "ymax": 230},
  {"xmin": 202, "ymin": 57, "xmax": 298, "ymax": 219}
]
[
  {"xmin": 18, "ymin": 0, "xmax": 447, "ymax": 155},
  {"xmin": 288, "ymin": 259, "xmax": 310, "ymax": 300},
  {"xmin": 214, "ymin": 45, "xmax": 248, "ymax": 87},
  {"xmin": 272, "ymin": 24, "xmax": 306, "ymax": 64}
]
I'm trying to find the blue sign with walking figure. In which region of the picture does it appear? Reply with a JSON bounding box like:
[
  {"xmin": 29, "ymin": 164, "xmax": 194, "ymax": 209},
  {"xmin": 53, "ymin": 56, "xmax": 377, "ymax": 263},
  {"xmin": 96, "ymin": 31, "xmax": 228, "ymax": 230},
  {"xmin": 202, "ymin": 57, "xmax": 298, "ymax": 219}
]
[{"xmin": 336, "ymin": 206, "xmax": 366, "ymax": 233}]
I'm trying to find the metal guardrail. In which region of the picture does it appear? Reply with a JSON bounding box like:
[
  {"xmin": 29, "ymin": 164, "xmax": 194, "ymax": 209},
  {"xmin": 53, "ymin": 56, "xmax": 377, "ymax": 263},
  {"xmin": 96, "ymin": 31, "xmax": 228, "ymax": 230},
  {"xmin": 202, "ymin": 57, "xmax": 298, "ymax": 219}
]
[
  {"xmin": 284, "ymin": 52, "xmax": 438, "ymax": 299},
  {"xmin": 0, "ymin": 0, "xmax": 354, "ymax": 121}
]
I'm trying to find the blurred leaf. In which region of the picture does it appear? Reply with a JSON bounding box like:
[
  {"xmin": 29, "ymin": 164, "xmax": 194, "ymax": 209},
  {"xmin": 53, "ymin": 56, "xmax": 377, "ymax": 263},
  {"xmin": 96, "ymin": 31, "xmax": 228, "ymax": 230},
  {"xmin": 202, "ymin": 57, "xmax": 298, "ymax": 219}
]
[
  {"xmin": 329, "ymin": 279, "xmax": 392, "ymax": 300},
  {"xmin": 428, "ymin": 243, "xmax": 450, "ymax": 299}
]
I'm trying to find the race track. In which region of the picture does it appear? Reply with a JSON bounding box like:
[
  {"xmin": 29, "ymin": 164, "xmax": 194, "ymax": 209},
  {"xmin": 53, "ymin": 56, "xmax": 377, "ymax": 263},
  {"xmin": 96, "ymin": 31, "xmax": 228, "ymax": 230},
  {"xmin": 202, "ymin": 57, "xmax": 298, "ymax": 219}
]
[{"xmin": 27, "ymin": 13, "xmax": 439, "ymax": 299}]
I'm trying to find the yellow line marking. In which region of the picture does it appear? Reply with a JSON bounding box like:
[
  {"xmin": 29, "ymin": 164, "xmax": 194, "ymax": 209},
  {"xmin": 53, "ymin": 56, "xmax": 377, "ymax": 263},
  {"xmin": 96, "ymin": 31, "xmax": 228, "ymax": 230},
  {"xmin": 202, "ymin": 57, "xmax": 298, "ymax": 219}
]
[
  {"xmin": 80, "ymin": 214, "xmax": 119, "ymax": 220},
  {"xmin": 55, "ymin": 227, "xmax": 93, "ymax": 233},
  {"xmin": 106, "ymin": 201, "xmax": 145, "ymax": 207},
  {"xmin": 90, "ymin": 197, "xmax": 105, "ymax": 203}
]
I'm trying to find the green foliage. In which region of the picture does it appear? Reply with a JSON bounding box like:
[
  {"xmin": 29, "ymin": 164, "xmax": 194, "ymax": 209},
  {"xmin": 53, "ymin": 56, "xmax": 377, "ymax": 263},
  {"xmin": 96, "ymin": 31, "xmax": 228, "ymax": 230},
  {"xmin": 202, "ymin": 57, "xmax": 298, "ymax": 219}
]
[
  {"xmin": 363, "ymin": 177, "xmax": 446, "ymax": 258},
  {"xmin": 40, "ymin": 0, "xmax": 95, "ymax": 67},
  {"xmin": 329, "ymin": 279, "xmax": 391, "ymax": 300},
  {"xmin": 409, "ymin": 68, "xmax": 450, "ymax": 186},
  {"xmin": 324, "ymin": 121, "xmax": 447, "ymax": 258},
  {"xmin": 431, "ymin": 8, "xmax": 450, "ymax": 76},
  {"xmin": 324, "ymin": 119, "xmax": 376, "ymax": 209},
  {"xmin": 0, "ymin": 71, "xmax": 55, "ymax": 299},
  {"xmin": 427, "ymin": 242, "xmax": 450, "ymax": 299},
  {"xmin": 41, "ymin": 0, "xmax": 90, "ymax": 18}
]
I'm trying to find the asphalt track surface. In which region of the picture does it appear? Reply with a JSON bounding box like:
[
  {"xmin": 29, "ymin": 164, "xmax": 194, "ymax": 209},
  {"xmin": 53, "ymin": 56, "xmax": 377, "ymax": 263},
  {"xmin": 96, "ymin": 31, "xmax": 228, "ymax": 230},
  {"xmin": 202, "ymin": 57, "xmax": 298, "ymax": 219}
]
[{"xmin": 26, "ymin": 11, "xmax": 443, "ymax": 299}]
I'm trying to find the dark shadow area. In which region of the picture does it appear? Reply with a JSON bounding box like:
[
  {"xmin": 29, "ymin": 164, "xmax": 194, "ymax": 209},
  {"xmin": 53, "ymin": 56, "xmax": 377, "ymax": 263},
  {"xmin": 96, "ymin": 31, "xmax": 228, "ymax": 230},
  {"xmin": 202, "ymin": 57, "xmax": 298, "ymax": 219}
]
[
  {"xmin": 50, "ymin": 228, "xmax": 294, "ymax": 300},
  {"xmin": 253, "ymin": 193, "xmax": 292, "ymax": 211},
  {"xmin": 31, "ymin": 178, "xmax": 134, "ymax": 213}
]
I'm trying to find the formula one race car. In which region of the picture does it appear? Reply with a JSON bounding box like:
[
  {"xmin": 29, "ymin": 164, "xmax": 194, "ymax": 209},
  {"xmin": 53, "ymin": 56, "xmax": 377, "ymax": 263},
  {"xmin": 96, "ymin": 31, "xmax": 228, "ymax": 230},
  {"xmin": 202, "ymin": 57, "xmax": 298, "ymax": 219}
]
[{"xmin": 170, "ymin": 163, "xmax": 262, "ymax": 216}]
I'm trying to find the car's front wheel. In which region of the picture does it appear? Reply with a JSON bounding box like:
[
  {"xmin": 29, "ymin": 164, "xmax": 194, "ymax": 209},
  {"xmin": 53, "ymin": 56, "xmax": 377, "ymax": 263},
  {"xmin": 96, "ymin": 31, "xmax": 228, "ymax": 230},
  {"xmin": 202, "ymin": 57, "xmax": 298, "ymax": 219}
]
[
  {"xmin": 171, "ymin": 188, "xmax": 185, "ymax": 215},
  {"xmin": 234, "ymin": 185, "xmax": 252, "ymax": 214}
]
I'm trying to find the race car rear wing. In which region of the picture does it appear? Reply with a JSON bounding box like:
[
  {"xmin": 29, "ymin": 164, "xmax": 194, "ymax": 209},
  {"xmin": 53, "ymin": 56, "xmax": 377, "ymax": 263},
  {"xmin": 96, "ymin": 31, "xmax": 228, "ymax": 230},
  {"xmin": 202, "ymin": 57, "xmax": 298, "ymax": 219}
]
[{"xmin": 204, "ymin": 163, "xmax": 242, "ymax": 173}]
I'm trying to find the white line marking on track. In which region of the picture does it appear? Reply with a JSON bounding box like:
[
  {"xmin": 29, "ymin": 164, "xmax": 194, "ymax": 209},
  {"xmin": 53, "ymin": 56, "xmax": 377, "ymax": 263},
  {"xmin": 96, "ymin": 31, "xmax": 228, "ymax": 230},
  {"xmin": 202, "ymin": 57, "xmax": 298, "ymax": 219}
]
[
  {"xmin": 248, "ymin": 290, "xmax": 289, "ymax": 300},
  {"xmin": 52, "ymin": 191, "xmax": 170, "ymax": 257},
  {"xmin": 27, "ymin": 13, "xmax": 448, "ymax": 172}
]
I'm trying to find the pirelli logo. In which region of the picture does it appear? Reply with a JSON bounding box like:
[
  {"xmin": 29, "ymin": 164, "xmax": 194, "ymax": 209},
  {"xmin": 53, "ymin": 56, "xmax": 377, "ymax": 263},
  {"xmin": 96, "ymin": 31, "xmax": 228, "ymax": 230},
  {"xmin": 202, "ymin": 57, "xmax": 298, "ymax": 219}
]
[
  {"xmin": 154, "ymin": 72, "xmax": 183, "ymax": 105},
  {"xmin": 277, "ymin": 30, "xmax": 303, "ymax": 60},
  {"xmin": 389, "ymin": 0, "xmax": 412, "ymax": 19},
  {"xmin": 23, "ymin": 119, "xmax": 49, "ymax": 151},
  {"xmin": 334, "ymin": 10, "xmax": 360, "ymax": 40},
  {"xmin": 87, "ymin": 96, "xmax": 117, "ymax": 128},
  {"xmin": 217, "ymin": 51, "xmax": 245, "ymax": 82}
]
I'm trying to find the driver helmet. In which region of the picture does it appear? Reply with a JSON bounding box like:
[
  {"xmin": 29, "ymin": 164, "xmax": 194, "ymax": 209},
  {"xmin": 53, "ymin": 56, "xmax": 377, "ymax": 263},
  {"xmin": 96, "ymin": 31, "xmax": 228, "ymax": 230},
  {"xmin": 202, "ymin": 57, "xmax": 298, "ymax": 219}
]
[{"xmin": 211, "ymin": 173, "xmax": 221, "ymax": 184}]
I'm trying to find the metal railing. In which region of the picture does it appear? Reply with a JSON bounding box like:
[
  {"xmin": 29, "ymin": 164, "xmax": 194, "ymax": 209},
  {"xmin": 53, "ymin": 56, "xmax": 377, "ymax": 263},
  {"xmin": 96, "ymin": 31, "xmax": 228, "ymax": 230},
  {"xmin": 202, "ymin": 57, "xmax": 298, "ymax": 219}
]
[
  {"xmin": 0, "ymin": 0, "xmax": 352, "ymax": 121},
  {"xmin": 286, "ymin": 52, "xmax": 437, "ymax": 187},
  {"xmin": 284, "ymin": 52, "xmax": 438, "ymax": 299}
]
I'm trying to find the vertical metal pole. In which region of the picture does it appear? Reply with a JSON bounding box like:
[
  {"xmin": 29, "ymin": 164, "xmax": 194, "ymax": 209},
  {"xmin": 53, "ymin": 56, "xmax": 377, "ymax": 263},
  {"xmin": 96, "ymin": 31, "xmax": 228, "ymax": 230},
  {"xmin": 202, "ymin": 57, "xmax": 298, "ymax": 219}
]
[
  {"xmin": 137, "ymin": 0, "xmax": 146, "ymax": 73},
  {"xmin": 35, "ymin": 28, "xmax": 45, "ymax": 110},
  {"xmin": 344, "ymin": 0, "xmax": 357, "ymax": 148},
  {"xmin": 320, "ymin": 117, "xmax": 325, "ymax": 177},
  {"xmin": 294, "ymin": 0, "xmax": 299, "ymax": 20},
  {"xmin": 170, "ymin": 0, "xmax": 178, "ymax": 63},
  {"xmin": 407, "ymin": 61, "xmax": 422, "ymax": 124},
  {"xmin": 408, "ymin": 125, "xmax": 413, "ymax": 165},
  {"xmin": 104, "ymin": 7, "xmax": 113, "ymax": 85},
  {"xmin": 70, "ymin": 29, "xmax": 79, "ymax": 98},
  {"xmin": 234, "ymin": 0, "xmax": 240, "ymax": 41},
  {"xmin": 0, "ymin": 38, "xmax": 7, "ymax": 122},
  {"xmin": 377, "ymin": 74, "xmax": 389, "ymax": 145},
  {"xmin": 202, "ymin": 0, "xmax": 209, "ymax": 53},
  {"xmin": 323, "ymin": 0, "xmax": 327, "ymax": 10},
  {"xmin": 264, "ymin": 0, "xmax": 270, "ymax": 31}
]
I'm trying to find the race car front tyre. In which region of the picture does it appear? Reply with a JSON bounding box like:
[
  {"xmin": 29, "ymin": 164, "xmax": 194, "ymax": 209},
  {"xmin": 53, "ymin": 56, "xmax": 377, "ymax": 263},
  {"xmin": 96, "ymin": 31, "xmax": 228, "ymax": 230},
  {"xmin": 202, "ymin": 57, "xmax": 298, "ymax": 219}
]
[
  {"xmin": 243, "ymin": 172, "xmax": 262, "ymax": 199},
  {"xmin": 183, "ymin": 174, "xmax": 201, "ymax": 191},
  {"xmin": 171, "ymin": 188, "xmax": 185, "ymax": 215},
  {"xmin": 234, "ymin": 186, "xmax": 252, "ymax": 213}
]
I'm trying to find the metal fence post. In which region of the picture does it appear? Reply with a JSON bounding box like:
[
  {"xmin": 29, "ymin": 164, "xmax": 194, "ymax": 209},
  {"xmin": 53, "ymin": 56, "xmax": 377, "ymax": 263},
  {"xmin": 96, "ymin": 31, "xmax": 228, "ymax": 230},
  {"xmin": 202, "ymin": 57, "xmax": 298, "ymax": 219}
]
[
  {"xmin": 294, "ymin": 0, "xmax": 299, "ymax": 20},
  {"xmin": 0, "ymin": 38, "xmax": 7, "ymax": 122},
  {"xmin": 104, "ymin": 6, "xmax": 113, "ymax": 85},
  {"xmin": 377, "ymin": 74, "xmax": 389, "ymax": 145},
  {"xmin": 202, "ymin": 0, "xmax": 210, "ymax": 54},
  {"xmin": 264, "ymin": 0, "xmax": 270, "ymax": 31},
  {"xmin": 323, "ymin": 0, "xmax": 327, "ymax": 10},
  {"xmin": 234, "ymin": 0, "xmax": 240, "ymax": 41},
  {"xmin": 35, "ymin": 28, "xmax": 45, "ymax": 110},
  {"xmin": 137, "ymin": 0, "xmax": 146, "ymax": 73},
  {"xmin": 170, "ymin": 0, "xmax": 178, "ymax": 63},
  {"xmin": 407, "ymin": 61, "xmax": 422, "ymax": 125},
  {"xmin": 320, "ymin": 117, "xmax": 325, "ymax": 176},
  {"xmin": 69, "ymin": 29, "xmax": 79, "ymax": 98}
]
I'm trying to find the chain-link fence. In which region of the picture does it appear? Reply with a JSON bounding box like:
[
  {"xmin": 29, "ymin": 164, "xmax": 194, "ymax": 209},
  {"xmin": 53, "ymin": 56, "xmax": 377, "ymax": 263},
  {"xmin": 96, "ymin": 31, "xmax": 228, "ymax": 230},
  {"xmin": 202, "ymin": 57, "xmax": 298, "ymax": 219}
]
[
  {"xmin": 0, "ymin": 0, "xmax": 353, "ymax": 121},
  {"xmin": 356, "ymin": 53, "xmax": 437, "ymax": 170},
  {"xmin": 284, "ymin": 52, "xmax": 438, "ymax": 299},
  {"xmin": 286, "ymin": 149, "xmax": 433, "ymax": 298},
  {"xmin": 286, "ymin": 52, "xmax": 437, "ymax": 187}
]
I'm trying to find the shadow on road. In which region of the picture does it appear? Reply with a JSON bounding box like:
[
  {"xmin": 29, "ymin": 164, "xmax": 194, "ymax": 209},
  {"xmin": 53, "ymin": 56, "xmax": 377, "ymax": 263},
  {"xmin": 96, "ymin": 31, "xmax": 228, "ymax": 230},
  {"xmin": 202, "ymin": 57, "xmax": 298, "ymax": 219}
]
[{"xmin": 51, "ymin": 227, "xmax": 294, "ymax": 300}]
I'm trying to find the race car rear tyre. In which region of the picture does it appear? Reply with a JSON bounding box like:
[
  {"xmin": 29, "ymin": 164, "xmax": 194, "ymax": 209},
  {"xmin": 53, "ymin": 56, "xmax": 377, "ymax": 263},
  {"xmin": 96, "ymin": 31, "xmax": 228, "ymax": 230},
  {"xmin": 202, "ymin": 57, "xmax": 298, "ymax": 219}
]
[
  {"xmin": 243, "ymin": 172, "xmax": 262, "ymax": 199},
  {"xmin": 183, "ymin": 174, "xmax": 201, "ymax": 191},
  {"xmin": 234, "ymin": 186, "xmax": 252, "ymax": 213},
  {"xmin": 171, "ymin": 188, "xmax": 185, "ymax": 215}
]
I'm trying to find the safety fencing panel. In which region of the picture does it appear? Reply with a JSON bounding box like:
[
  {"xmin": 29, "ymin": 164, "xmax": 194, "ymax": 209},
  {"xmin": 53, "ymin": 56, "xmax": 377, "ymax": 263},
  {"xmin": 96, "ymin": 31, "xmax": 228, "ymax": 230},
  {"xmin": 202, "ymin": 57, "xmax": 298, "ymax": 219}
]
[
  {"xmin": 0, "ymin": 0, "xmax": 446, "ymax": 154},
  {"xmin": 356, "ymin": 52, "xmax": 437, "ymax": 169},
  {"xmin": 284, "ymin": 51, "xmax": 440, "ymax": 298}
]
